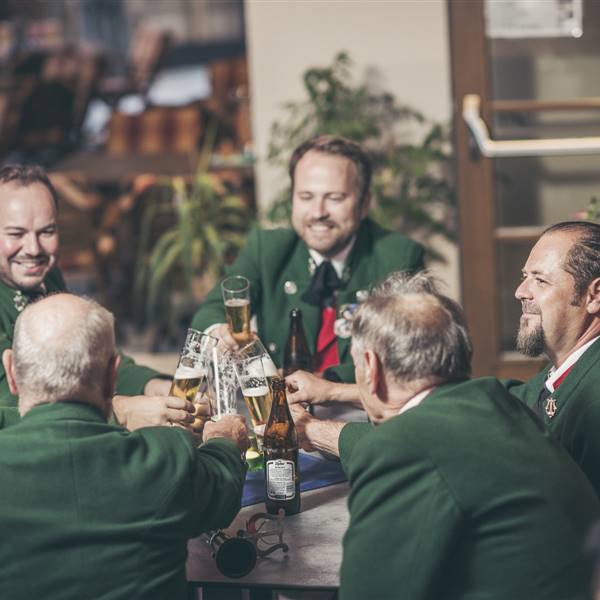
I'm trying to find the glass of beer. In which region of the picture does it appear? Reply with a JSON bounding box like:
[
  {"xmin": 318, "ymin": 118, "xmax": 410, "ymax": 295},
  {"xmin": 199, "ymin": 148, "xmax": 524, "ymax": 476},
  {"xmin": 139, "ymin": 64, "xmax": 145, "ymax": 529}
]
[
  {"xmin": 233, "ymin": 353, "xmax": 273, "ymax": 471},
  {"xmin": 239, "ymin": 338, "xmax": 281, "ymax": 389},
  {"xmin": 209, "ymin": 350, "xmax": 238, "ymax": 420},
  {"xmin": 170, "ymin": 329, "xmax": 218, "ymax": 430},
  {"xmin": 221, "ymin": 275, "xmax": 252, "ymax": 345}
]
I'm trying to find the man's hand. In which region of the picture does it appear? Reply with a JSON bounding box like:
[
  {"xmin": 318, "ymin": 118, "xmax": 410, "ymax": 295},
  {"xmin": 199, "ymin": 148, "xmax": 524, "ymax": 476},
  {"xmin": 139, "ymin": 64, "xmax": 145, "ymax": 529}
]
[
  {"xmin": 203, "ymin": 415, "xmax": 250, "ymax": 453},
  {"xmin": 286, "ymin": 370, "xmax": 332, "ymax": 405},
  {"xmin": 210, "ymin": 323, "xmax": 241, "ymax": 351},
  {"xmin": 286, "ymin": 370, "xmax": 362, "ymax": 408},
  {"xmin": 289, "ymin": 403, "xmax": 318, "ymax": 451},
  {"xmin": 112, "ymin": 394, "xmax": 195, "ymax": 431},
  {"xmin": 144, "ymin": 377, "xmax": 172, "ymax": 396},
  {"xmin": 289, "ymin": 403, "xmax": 345, "ymax": 457}
]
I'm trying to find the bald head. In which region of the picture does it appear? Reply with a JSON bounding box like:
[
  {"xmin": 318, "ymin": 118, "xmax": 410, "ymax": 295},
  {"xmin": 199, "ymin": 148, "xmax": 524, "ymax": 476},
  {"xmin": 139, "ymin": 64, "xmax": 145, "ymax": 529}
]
[
  {"xmin": 9, "ymin": 293, "xmax": 117, "ymax": 415},
  {"xmin": 352, "ymin": 272, "xmax": 472, "ymax": 385}
]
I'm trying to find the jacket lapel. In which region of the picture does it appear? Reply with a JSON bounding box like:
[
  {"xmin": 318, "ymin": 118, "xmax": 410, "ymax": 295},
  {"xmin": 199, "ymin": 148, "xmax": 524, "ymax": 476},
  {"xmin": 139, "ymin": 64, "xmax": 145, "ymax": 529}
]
[
  {"xmin": 280, "ymin": 241, "xmax": 320, "ymax": 352},
  {"xmin": 334, "ymin": 222, "xmax": 373, "ymax": 363}
]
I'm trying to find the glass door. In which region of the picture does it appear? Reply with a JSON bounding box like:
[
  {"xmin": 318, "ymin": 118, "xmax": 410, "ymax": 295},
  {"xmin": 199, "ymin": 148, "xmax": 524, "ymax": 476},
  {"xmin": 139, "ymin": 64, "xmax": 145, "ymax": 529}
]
[{"xmin": 449, "ymin": 0, "xmax": 600, "ymax": 379}]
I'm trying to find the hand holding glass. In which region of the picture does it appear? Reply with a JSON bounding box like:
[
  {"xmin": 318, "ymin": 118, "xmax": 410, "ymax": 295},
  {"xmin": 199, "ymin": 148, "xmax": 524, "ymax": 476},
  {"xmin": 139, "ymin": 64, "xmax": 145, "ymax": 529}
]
[
  {"xmin": 221, "ymin": 275, "xmax": 252, "ymax": 345},
  {"xmin": 233, "ymin": 353, "xmax": 273, "ymax": 470},
  {"xmin": 170, "ymin": 329, "xmax": 217, "ymax": 430}
]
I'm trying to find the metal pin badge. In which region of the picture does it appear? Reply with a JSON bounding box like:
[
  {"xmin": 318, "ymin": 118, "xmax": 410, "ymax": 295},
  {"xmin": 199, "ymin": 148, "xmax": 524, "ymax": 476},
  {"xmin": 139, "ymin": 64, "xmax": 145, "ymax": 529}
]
[
  {"xmin": 356, "ymin": 289, "xmax": 369, "ymax": 303},
  {"xmin": 284, "ymin": 281, "xmax": 298, "ymax": 295},
  {"xmin": 268, "ymin": 342, "xmax": 277, "ymax": 354}
]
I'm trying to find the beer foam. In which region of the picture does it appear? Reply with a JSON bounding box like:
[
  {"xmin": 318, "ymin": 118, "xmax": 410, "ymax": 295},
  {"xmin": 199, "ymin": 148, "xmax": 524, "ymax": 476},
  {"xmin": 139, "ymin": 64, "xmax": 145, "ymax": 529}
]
[
  {"xmin": 174, "ymin": 366, "xmax": 205, "ymax": 379},
  {"xmin": 263, "ymin": 357, "xmax": 278, "ymax": 377},
  {"xmin": 244, "ymin": 385, "xmax": 269, "ymax": 397},
  {"xmin": 246, "ymin": 357, "xmax": 267, "ymax": 378},
  {"xmin": 224, "ymin": 298, "xmax": 250, "ymax": 307}
]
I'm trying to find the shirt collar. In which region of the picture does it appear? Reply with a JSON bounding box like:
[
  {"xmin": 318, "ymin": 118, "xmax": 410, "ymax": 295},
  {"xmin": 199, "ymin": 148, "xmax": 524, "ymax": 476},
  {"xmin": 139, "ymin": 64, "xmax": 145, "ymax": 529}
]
[
  {"xmin": 546, "ymin": 335, "xmax": 600, "ymax": 392},
  {"xmin": 308, "ymin": 236, "xmax": 356, "ymax": 279},
  {"xmin": 398, "ymin": 386, "xmax": 436, "ymax": 415}
]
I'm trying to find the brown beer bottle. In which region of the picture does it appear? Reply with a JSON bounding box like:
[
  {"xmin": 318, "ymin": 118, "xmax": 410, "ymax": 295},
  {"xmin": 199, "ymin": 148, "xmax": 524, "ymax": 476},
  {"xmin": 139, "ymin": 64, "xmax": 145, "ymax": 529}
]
[
  {"xmin": 263, "ymin": 377, "xmax": 301, "ymax": 515},
  {"xmin": 282, "ymin": 308, "xmax": 312, "ymax": 376}
]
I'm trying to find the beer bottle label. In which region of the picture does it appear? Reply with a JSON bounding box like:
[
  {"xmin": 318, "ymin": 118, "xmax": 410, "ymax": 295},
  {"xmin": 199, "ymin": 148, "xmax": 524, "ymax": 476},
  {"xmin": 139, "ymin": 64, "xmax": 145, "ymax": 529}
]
[{"xmin": 266, "ymin": 459, "xmax": 296, "ymax": 500}]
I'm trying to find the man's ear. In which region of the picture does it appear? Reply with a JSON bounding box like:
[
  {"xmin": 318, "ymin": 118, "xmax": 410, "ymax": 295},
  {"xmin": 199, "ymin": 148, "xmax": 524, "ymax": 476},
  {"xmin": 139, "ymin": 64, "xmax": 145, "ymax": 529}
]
[
  {"xmin": 2, "ymin": 349, "xmax": 18, "ymax": 396},
  {"xmin": 363, "ymin": 349, "xmax": 383, "ymax": 397},
  {"xmin": 103, "ymin": 354, "xmax": 121, "ymax": 406},
  {"xmin": 585, "ymin": 278, "xmax": 600, "ymax": 315}
]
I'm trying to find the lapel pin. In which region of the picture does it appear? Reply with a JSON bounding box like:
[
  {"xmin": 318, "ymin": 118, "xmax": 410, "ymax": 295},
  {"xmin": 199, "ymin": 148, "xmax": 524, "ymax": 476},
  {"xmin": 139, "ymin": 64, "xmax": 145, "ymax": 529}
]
[
  {"xmin": 355, "ymin": 289, "xmax": 369, "ymax": 303},
  {"xmin": 545, "ymin": 397, "xmax": 557, "ymax": 419},
  {"xmin": 284, "ymin": 281, "xmax": 297, "ymax": 295}
]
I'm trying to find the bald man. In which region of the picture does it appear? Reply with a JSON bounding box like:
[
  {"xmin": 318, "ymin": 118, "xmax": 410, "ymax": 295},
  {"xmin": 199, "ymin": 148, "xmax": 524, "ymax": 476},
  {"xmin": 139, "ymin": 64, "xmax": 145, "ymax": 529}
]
[{"xmin": 0, "ymin": 293, "xmax": 249, "ymax": 600}]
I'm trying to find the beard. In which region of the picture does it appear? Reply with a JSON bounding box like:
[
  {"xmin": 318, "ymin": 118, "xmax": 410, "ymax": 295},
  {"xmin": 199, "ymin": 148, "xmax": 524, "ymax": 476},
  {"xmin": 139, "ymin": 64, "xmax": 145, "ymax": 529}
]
[{"xmin": 516, "ymin": 320, "xmax": 546, "ymax": 357}]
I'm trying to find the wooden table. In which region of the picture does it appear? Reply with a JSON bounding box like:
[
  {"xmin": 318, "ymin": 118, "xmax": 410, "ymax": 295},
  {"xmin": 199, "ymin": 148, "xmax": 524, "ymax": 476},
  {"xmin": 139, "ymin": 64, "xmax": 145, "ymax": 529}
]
[{"xmin": 186, "ymin": 482, "xmax": 350, "ymax": 595}]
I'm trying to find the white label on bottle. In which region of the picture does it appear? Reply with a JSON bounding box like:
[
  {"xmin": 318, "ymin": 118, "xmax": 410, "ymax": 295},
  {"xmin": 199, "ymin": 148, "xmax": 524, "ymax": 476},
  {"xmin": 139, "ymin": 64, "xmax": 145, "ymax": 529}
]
[{"xmin": 266, "ymin": 459, "xmax": 296, "ymax": 500}]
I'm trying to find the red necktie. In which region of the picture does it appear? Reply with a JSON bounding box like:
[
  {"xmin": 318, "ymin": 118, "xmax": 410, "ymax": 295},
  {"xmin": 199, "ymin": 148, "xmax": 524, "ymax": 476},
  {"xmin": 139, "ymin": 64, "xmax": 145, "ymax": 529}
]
[{"xmin": 314, "ymin": 306, "xmax": 339, "ymax": 373}]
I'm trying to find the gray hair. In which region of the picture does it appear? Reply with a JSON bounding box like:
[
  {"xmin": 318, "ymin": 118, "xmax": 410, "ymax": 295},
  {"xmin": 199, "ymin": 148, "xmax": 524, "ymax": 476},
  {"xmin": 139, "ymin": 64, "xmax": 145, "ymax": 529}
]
[
  {"xmin": 352, "ymin": 272, "xmax": 472, "ymax": 384},
  {"xmin": 13, "ymin": 294, "xmax": 116, "ymax": 406}
]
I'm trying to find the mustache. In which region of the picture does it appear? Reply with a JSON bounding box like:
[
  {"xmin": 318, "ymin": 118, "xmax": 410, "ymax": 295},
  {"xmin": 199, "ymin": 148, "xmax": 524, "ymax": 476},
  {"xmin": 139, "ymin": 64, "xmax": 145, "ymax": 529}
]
[
  {"xmin": 308, "ymin": 218, "xmax": 336, "ymax": 227},
  {"xmin": 521, "ymin": 301, "xmax": 541, "ymax": 315}
]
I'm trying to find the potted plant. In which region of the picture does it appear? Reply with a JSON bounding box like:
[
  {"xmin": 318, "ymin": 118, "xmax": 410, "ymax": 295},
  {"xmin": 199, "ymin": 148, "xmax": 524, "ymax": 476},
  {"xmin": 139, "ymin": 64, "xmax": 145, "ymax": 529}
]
[
  {"xmin": 266, "ymin": 52, "xmax": 455, "ymax": 258},
  {"xmin": 134, "ymin": 130, "xmax": 253, "ymax": 347}
]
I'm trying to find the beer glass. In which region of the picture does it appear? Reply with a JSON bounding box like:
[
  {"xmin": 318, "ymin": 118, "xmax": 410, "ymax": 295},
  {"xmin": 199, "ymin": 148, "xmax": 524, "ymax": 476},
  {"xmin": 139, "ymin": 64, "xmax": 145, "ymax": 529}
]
[
  {"xmin": 170, "ymin": 329, "xmax": 218, "ymax": 429},
  {"xmin": 238, "ymin": 338, "xmax": 281, "ymax": 388},
  {"xmin": 209, "ymin": 350, "xmax": 238, "ymax": 420},
  {"xmin": 233, "ymin": 353, "xmax": 273, "ymax": 470},
  {"xmin": 221, "ymin": 275, "xmax": 252, "ymax": 345}
]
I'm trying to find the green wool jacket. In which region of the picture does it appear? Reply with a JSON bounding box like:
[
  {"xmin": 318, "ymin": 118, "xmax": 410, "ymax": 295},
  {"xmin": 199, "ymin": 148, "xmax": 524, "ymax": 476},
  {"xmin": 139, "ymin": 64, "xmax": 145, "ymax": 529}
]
[
  {"xmin": 505, "ymin": 337, "xmax": 600, "ymax": 497},
  {"xmin": 338, "ymin": 377, "xmax": 600, "ymax": 600},
  {"xmin": 192, "ymin": 218, "xmax": 424, "ymax": 382},
  {"xmin": 0, "ymin": 268, "xmax": 164, "ymax": 427},
  {"xmin": 0, "ymin": 401, "xmax": 246, "ymax": 600}
]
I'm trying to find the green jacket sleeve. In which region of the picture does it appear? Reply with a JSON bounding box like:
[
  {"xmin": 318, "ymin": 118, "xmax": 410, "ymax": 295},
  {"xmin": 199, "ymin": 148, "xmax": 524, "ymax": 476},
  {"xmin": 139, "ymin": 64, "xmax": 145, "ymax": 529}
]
[
  {"xmin": 338, "ymin": 422, "xmax": 372, "ymax": 472},
  {"xmin": 192, "ymin": 228, "xmax": 263, "ymax": 332},
  {"xmin": 188, "ymin": 437, "xmax": 248, "ymax": 534},
  {"xmin": 115, "ymin": 352, "xmax": 168, "ymax": 396},
  {"xmin": 146, "ymin": 429, "xmax": 247, "ymax": 536}
]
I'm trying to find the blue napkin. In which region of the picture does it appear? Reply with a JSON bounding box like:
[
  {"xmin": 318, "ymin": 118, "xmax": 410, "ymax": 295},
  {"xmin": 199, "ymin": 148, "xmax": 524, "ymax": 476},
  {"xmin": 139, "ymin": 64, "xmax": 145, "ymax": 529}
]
[{"xmin": 242, "ymin": 452, "xmax": 347, "ymax": 507}]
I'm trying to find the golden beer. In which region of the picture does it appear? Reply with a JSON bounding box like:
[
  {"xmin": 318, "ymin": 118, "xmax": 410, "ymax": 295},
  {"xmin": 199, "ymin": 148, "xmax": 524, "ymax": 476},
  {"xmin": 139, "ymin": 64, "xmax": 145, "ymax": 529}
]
[
  {"xmin": 170, "ymin": 366, "xmax": 211, "ymax": 428},
  {"xmin": 242, "ymin": 385, "xmax": 272, "ymax": 429},
  {"xmin": 225, "ymin": 298, "xmax": 251, "ymax": 344}
]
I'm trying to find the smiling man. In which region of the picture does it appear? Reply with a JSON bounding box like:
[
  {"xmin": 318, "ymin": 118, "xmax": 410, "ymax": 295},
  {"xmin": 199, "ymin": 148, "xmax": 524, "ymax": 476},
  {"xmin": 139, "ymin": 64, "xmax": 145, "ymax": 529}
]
[
  {"xmin": 505, "ymin": 221, "xmax": 600, "ymax": 494},
  {"xmin": 0, "ymin": 165, "xmax": 193, "ymax": 431},
  {"xmin": 192, "ymin": 135, "xmax": 424, "ymax": 383}
]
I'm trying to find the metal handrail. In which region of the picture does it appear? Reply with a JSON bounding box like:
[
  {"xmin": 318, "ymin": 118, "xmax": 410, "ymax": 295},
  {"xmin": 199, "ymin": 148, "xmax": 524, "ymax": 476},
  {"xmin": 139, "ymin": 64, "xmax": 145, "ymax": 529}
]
[{"xmin": 462, "ymin": 94, "xmax": 600, "ymax": 157}]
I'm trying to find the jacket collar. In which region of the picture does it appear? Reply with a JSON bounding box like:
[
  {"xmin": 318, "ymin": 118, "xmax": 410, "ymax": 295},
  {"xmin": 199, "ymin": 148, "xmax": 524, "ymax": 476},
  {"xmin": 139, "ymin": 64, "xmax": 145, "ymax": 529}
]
[{"xmin": 21, "ymin": 401, "xmax": 107, "ymax": 424}]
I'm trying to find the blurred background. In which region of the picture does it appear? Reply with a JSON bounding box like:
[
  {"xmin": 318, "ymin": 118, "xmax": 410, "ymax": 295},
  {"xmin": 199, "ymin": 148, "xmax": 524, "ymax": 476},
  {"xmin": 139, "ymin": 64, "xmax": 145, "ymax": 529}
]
[{"xmin": 1, "ymin": 0, "xmax": 597, "ymax": 380}]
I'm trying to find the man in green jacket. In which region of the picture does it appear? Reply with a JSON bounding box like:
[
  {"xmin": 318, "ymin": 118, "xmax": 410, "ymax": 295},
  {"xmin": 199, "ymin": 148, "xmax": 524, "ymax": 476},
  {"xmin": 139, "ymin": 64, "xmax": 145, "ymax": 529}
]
[
  {"xmin": 191, "ymin": 135, "xmax": 424, "ymax": 383},
  {"xmin": 0, "ymin": 164, "xmax": 193, "ymax": 430},
  {"xmin": 293, "ymin": 272, "xmax": 600, "ymax": 600},
  {"xmin": 0, "ymin": 293, "xmax": 249, "ymax": 600},
  {"xmin": 290, "ymin": 222, "xmax": 600, "ymax": 496}
]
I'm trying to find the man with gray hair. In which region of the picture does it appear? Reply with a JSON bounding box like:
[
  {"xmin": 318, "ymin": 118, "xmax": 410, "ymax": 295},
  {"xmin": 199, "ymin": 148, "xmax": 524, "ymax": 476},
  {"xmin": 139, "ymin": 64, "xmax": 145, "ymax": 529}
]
[
  {"xmin": 292, "ymin": 272, "xmax": 600, "ymax": 600},
  {"xmin": 0, "ymin": 293, "xmax": 249, "ymax": 600}
]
